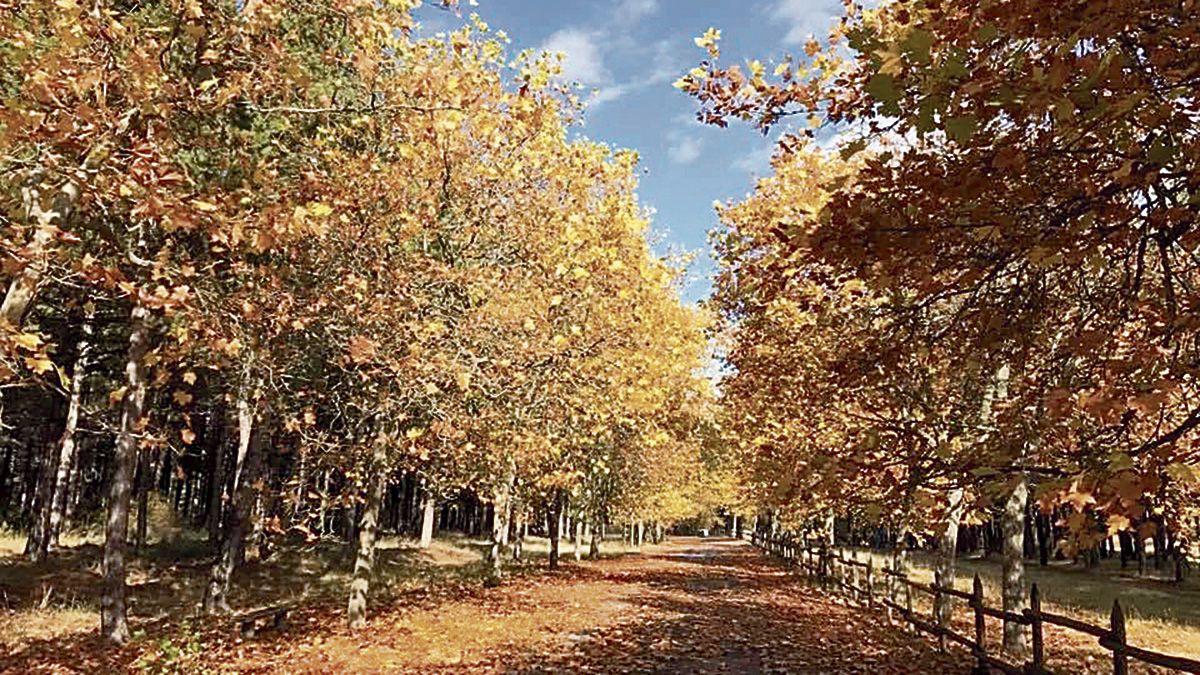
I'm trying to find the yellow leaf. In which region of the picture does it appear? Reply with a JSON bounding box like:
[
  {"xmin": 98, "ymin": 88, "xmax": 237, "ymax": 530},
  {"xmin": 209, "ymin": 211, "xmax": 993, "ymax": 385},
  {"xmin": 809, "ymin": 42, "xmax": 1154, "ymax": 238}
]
[
  {"xmin": 309, "ymin": 202, "xmax": 333, "ymax": 218},
  {"xmin": 181, "ymin": 428, "xmax": 196, "ymax": 445},
  {"xmin": 14, "ymin": 332, "xmax": 42, "ymax": 350},
  {"xmin": 172, "ymin": 390, "xmax": 194, "ymax": 406},
  {"xmin": 191, "ymin": 199, "xmax": 220, "ymax": 212},
  {"xmin": 183, "ymin": 371, "xmax": 197, "ymax": 385},
  {"xmin": 25, "ymin": 357, "xmax": 54, "ymax": 374}
]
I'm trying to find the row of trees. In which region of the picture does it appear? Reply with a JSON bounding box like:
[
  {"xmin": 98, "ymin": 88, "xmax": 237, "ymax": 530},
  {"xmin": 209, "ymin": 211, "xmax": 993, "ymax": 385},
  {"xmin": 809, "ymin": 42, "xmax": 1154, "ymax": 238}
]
[
  {"xmin": 683, "ymin": 0, "xmax": 1200, "ymax": 658},
  {"xmin": 1, "ymin": 0, "xmax": 716, "ymax": 644}
]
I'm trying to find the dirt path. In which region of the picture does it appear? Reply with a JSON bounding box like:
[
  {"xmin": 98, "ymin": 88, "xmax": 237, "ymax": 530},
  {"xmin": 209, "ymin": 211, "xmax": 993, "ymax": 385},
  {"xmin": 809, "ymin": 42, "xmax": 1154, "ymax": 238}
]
[{"xmin": 231, "ymin": 537, "xmax": 969, "ymax": 674}]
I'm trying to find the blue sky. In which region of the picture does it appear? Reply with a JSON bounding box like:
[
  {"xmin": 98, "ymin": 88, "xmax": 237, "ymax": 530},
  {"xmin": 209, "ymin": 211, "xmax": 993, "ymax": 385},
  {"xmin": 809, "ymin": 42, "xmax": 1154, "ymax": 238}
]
[{"xmin": 415, "ymin": 0, "xmax": 848, "ymax": 303}]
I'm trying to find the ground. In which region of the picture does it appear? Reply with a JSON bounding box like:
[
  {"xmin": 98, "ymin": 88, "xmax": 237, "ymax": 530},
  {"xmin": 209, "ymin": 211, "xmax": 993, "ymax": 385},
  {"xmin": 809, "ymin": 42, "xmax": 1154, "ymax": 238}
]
[
  {"xmin": 3, "ymin": 537, "xmax": 972, "ymax": 674},
  {"xmin": 1, "ymin": 535, "xmax": 1194, "ymax": 673}
]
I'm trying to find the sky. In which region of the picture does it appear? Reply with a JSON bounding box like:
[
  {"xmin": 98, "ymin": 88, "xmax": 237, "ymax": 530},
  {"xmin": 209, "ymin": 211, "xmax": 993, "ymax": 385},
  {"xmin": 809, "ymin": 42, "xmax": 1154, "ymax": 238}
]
[{"xmin": 414, "ymin": 0, "xmax": 849, "ymax": 304}]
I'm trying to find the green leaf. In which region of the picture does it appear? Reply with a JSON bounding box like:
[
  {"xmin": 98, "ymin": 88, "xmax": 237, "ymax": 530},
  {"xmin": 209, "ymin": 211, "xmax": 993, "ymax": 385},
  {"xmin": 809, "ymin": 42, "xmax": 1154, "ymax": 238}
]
[
  {"xmin": 1147, "ymin": 138, "xmax": 1174, "ymax": 165},
  {"xmin": 976, "ymin": 23, "xmax": 1000, "ymax": 43},
  {"xmin": 903, "ymin": 29, "xmax": 934, "ymax": 64},
  {"xmin": 945, "ymin": 114, "xmax": 978, "ymax": 143},
  {"xmin": 839, "ymin": 138, "xmax": 868, "ymax": 160},
  {"xmin": 866, "ymin": 73, "xmax": 899, "ymax": 107}
]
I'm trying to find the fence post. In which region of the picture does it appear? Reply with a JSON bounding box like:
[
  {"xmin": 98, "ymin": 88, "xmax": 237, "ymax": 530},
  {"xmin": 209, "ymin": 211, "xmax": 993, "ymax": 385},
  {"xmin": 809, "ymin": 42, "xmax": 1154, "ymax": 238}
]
[
  {"xmin": 1111, "ymin": 599, "xmax": 1128, "ymax": 675},
  {"xmin": 973, "ymin": 574, "xmax": 987, "ymax": 674},
  {"xmin": 850, "ymin": 550, "xmax": 860, "ymax": 603},
  {"xmin": 819, "ymin": 545, "xmax": 829, "ymax": 588},
  {"xmin": 866, "ymin": 557, "xmax": 874, "ymax": 608},
  {"xmin": 1029, "ymin": 583, "xmax": 1044, "ymax": 674},
  {"xmin": 934, "ymin": 569, "xmax": 945, "ymax": 652}
]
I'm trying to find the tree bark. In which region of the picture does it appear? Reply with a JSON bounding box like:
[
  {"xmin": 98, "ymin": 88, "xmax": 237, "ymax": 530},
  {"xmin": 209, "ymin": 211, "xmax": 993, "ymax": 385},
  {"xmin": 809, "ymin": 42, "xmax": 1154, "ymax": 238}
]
[
  {"xmin": 100, "ymin": 303, "xmax": 150, "ymax": 644},
  {"xmin": 203, "ymin": 386, "xmax": 263, "ymax": 614},
  {"xmin": 486, "ymin": 475, "xmax": 512, "ymax": 579},
  {"xmin": 548, "ymin": 494, "xmax": 562, "ymax": 570},
  {"xmin": 347, "ymin": 440, "xmax": 387, "ymax": 628},
  {"xmin": 2, "ymin": 178, "xmax": 82, "ymax": 328},
  {"xmin": 134, "ymin": 447, "xmax": 150, "ymax": 551},
  {"xmin": 1002, "ymin": 475, "xmax": 1029, "ymax": 656},
  {"xmin": 44, "ymin": 312, "xmax": 91, "ymax": 553},
  {"xmin": 573, "ymin": 515, "xmax": 584, "ymax": 561},
  {"xmin": 419, "ymin": 483, "xmax": 435, "ymax": 549},
  {"xmin": 589, "ymin": 519, "xmax": 601, "ymax": 558},
  {"xmin": 511, "ymin": 505, "xmax": 525, "ymax": 561},
  {"xmin": 207, "ymin": 402, "xmax": 227, "ymax": 544},
  {"xmin": 934, "ymin": 487, "xmax": 965, "ymax": 632}
]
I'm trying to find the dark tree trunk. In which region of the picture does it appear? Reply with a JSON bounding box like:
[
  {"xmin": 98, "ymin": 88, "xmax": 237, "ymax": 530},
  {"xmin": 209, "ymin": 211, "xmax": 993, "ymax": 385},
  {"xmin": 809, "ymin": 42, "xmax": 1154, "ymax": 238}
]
[
  {"xmin": 203, "ymin": 382, "xmax": 263, "ymax": 614},
  {"xmin": 548, "ymin": 493, "xmax": 563, "ymax": 570},
  {"xmin": 101, "ymin": 304, "xmax": 150, "ymax": 644}
]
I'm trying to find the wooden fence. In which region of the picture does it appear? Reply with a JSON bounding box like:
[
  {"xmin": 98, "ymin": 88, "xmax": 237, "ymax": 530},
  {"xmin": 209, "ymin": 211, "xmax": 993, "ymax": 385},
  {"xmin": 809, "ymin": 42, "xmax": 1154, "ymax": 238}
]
[{"xmin": 750, "ymin": 532, "xmax": 1200, "ymax": 674}]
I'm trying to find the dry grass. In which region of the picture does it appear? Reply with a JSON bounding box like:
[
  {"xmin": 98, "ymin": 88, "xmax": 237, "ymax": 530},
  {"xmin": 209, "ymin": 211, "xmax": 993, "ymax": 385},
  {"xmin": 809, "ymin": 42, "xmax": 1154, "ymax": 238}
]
[
  {"xmin": 0, "ymin": 527, "xmax": 643, "ymax": 661},
  {"xmin": 830, "ymin": 545, "xmax": 1200, "ymax": 662}
]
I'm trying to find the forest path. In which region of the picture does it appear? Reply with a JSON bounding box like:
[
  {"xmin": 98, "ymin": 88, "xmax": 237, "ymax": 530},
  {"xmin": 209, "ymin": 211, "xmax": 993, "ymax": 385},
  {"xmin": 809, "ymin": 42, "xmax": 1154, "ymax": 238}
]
[{"xmin": 230, "ymin": 537, "xmax": 969, "ymax": 673}]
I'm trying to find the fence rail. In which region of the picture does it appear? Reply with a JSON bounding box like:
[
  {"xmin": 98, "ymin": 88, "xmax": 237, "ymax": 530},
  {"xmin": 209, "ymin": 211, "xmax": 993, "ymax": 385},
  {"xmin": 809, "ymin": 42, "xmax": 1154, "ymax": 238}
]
[{"xmin": 750, "ymin": 531, "xmax": 1200, "ymax": 675}]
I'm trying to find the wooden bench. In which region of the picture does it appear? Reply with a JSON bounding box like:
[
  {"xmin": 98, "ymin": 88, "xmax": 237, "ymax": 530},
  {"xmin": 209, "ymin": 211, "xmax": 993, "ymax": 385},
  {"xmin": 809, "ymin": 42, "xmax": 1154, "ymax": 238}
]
[{"xmin": 236, "ymin": 603, "xmax": 294, "ymax": 638}]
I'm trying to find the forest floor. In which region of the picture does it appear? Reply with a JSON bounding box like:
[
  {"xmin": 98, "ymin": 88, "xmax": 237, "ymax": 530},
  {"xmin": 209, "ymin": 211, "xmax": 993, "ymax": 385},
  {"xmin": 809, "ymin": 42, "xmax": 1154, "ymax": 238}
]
[{"xmin": 0, "ymin": 536, "xmax": 1193, "ymax": 673}]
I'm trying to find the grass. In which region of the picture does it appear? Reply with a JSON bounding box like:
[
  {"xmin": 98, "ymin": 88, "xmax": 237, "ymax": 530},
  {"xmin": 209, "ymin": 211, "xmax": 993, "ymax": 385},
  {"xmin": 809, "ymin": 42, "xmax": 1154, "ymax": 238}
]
[
  {"xmin": 0, "ymin": 521, "xmax": 644, "ymax": 660},
  {"xmin": 828, "ymin": 545, "xmax": 1200, "ymax": 662}
]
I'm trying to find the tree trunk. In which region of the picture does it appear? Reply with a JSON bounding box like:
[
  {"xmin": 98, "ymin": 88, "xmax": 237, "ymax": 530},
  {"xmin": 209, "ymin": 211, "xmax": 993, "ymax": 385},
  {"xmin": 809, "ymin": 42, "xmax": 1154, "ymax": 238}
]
[
  {"xmin": 512, "ymin": 506, "xmax": 525, "ymax": 561},
  {"xmin": 134, "ymin": 448, "xmax": 150, "ymax": 552},
  {"xmin": 25, "ymin": 442, "xmax": 58, "ymax": 562},
  {"xmin": 573, "ymin": 515, "xmax": 584, "ymax": 561},
  {"xmin": 100, "ymin": 303, "xmax": 150, "ymax": 644},
  {"xmin": 548, "ymin": 494, "xmax": 562, "ymax": 570},
  {"xmin": 203, "ymin": 386, "xmax": 263, "ymax": 614},
  {"xmin": 1002, "ymin": 475, "xmax": 1029, "ymax": 656},
  {"xmin": 347, "ymin": 440, "xmax": 387, "ymax": 628},
  {"xmin": 419, "ymin": 484, "xmax": 435, "ymax": 549},
  {"xmin": 934, "ymin": 487, "xmax": 965, "ymax": 633},
  {"xmin": 46, "ymin": 317, "xmax": 88, "ymax": 550},
  {"xmin": 2, "ymin": 177, "xmax": 81, "ymax": 327},
  {"xmin": 207, "ymin": 403, "xmax": 227, "ymax": 544},
  {"xmin": 589, "ymin": 519, "xmax": 601, "ymax": 558},
  {"xmin": 486, "ymin": 476, "xmax": 511, "ymax": 579}
]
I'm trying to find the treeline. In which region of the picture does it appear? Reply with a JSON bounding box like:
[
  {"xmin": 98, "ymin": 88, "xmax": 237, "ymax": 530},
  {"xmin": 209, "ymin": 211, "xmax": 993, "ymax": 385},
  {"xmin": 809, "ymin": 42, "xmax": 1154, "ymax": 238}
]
[
  {"xmin": 0, "ymin": 0, "xmax": 717, "ymax": 643},
  {"xmin": 683, "ymin": 0, "xmax": 1200, "ymax": 660}
]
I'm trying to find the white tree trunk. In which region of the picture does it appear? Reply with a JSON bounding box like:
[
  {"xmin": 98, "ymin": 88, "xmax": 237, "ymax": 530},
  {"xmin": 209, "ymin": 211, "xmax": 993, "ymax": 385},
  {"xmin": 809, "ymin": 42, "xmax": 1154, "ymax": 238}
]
[
  {"xmin": 348, "ymin": 440, "xmax": 387, "ymax": 628},
  {"xmin": 934, "ymin": 487, "xmax": 965, "ymax": 634},
  {"xmin": 2, "ymin": 179, "xmax": 81, "ymax": 327},
  {"xmin": 1002, "ymin": 476, "xmax": 1029, "ymax": 656},
  {"xmin": 487, "ymin": 476, "xmax": 512, "ymax": 578},
  {"xmin": 419, "ymin": 486, "xmax": 435, "ymax": 549}
]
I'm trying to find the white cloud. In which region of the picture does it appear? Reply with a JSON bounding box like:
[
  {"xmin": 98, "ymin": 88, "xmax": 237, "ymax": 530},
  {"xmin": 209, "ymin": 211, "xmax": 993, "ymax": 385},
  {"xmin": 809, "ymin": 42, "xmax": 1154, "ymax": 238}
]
[
  {"xmin": 668, "ymin": 135, "xmax": 704, "ymax": 164},
  {"xmin": 541, "ymin": 29, "xmax": 610, "ymax": 85},
  {"xmin": 616, "ymin": 0, "xmax": 659, "ymax": 22},
  {"xmin": 732, "ymin": 143, "xmax": 777, "ymax": 175},
  {"xmin": 771, "ymin": 0, "xmax": 845, "ymax": 46},
  {"xmin": 591, "ymin": 82, "xmax": 635, "ymax": 107}
]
